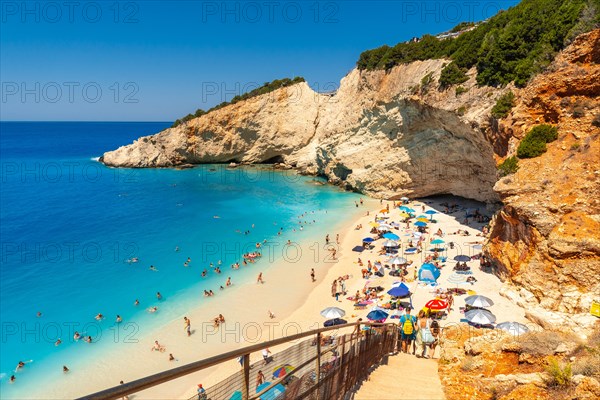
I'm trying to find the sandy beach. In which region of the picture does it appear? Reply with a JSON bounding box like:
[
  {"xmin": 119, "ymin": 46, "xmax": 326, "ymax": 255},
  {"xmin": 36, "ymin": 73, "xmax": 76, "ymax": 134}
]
[{"xmin": 28, "ymin": 195, "xmax": 535, "ymax": 399}]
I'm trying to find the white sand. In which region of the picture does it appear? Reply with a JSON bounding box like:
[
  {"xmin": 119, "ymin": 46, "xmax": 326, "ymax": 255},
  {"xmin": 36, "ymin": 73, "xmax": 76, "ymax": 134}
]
[{"xmin": 27, "ymin": 196, "xmax": 533, "ymax": 399}]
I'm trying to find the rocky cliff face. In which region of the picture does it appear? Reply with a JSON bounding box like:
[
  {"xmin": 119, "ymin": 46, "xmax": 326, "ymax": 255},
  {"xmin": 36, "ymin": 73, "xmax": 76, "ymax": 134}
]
[
  {"xmin": 102, "ymin": 60, "xmax": 503, "ymax": 203},
  {"xmin": 485, "ymin": 29, "xmax": 600, "ymax": 333}
]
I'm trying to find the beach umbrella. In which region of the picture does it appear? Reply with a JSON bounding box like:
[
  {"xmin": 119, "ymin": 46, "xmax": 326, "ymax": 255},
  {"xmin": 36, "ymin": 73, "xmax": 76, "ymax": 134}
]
[
  {"xmin": 400, "ymin": 197, "xmax": 409, "ymax": 201},
  {"xmin": 417, "ymin": 218, "xmax": 429, "ymax": 223},
  {"xmin": 383, "ymin": 232, "xmax": 400, "ymax": 240},
  {"xmin": 465, "ymin": 295, "xmax": 494, "ymax": 308},
  {"xmin": 362, "ymin": 237, "xmax": 374, "ymax": 243},
  {"xmin": 417, "ymin": 215, "xmax": 428, "ymax": 219},
  {"xmin": 389, "ymin": 256, "xmax": 407, "ymax": 265},
  {"xmin": 472, "ymin": 244, "xmax": 483, "ymax": 250},
  {"xmin": 430, "ymin": 239, "xmax": 445, "ymax": 245},
  {"xmin": 257, "ymin": 382, "xmax": 286, "ymax": 400},
  {"xmin": 399, "ymin": 206, "xmax": 415, "ymax": 213},
  {"xmin": 496, "ymin": 321, "xmax": 530, "ymax": 336},
  {"xmin": 418, "ymin": 263, "xmax": 440, "ymax": 283},
  {"xmin": 414, "ymin": 221, "xmax": 427, "ymax": 227},
  {"xmin": 387, "ymin": 284, "xmax": 410, "ymax": 297},
  {"xmin": 382, "ymin": 240, "xmax": 399, "ymax": 248},
  {"xmin": 368, "ymin": 222, "xmax": 379, "ymax": 227},
  {"xmin": 324, "ymin": 318, "xmax": 347, "ymax": 327},
  {"xmin": 272, "ymin": 365, "xmax": 294, "ymax": 379},
  {"xmin": 391, "ymin": 222, "xmax": 400, "ymax": 228},
  {"xmin": 425, "ymin": 299, "xmax": 448, "ymax": 311},
  {"xmin": 377, "ymin": 224, "xmax": 393, "ymax": 231},
  {"xmin": 320, "ymin": 307, "xmax": 346, "ymax": 319},
  {"xmin": 447, "ymin": 272, "xmax": 469, "ymax": 286},
  {"xmin": 379, "ymin": 208, "xmax": 389, "ymax": 213},
  {"xmin": 454, "ymin": 255, "xmax": 471, "ymax": 262},
  {"xmin": 404, "ymin": 247, "xmax": 418, "ymax": 254},
  {"xmin": 465, "ymin": 309, "xmax": 496, "ymax": 325},
  {"xmin": 425, "ymin": 210, "xmax": 437, "ymax": 215},
  {"xmin": 366, "ymin": 309, "xmax": 389, "ymax": 321}
]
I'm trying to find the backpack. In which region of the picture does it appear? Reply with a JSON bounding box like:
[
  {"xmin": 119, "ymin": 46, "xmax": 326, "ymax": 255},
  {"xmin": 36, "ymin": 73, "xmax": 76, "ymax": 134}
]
[{"xmin": 402, "ymin": 315, "xmax": 414, "ymax": 335}]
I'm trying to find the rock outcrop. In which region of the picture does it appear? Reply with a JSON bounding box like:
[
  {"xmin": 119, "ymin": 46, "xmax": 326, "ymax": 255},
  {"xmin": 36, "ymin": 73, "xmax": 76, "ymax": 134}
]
[
  {"xmin": 102, "ymin": 60, "xmax": 502, "ymax": 203},
  {"xmin": 485, "ymin": 29, "xmax": 600, "ymax": 332}
]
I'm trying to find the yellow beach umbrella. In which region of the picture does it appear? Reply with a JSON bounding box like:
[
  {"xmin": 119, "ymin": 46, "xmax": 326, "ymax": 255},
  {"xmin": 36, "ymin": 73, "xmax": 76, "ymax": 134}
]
[
  {"xmin": 369, "ymin": 222, "xmax": 380, "ymax": 227},
  {"xmin": 417, "ymin": 217, "xmax": 429, "ymax": 222},
  {"xmin": 399, "ymin": 212, "xmax": 410, "ymax": 218}
]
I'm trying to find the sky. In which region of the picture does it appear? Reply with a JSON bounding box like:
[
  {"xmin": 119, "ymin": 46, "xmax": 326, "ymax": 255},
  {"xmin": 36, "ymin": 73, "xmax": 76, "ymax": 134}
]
[{"xmin": 0, "ymin": 0, "xmax": 520, "ymax": 121}]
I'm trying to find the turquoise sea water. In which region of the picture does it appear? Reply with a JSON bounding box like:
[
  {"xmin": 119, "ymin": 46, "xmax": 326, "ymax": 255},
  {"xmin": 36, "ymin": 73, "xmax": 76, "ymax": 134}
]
[{"xmin": 0, "ymin": 122, "xmax": 362, "ymax": 396}]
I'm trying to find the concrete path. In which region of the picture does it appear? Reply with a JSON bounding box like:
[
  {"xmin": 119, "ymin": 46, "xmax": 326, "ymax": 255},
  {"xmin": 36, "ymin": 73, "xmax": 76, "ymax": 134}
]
[{"xmin": 352, "ymin": 352, "xmax": 445, "ymax": 399}]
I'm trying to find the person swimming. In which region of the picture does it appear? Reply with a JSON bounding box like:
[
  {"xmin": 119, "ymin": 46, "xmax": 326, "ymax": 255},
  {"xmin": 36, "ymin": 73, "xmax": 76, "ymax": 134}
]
[
  {"xmin": 63, "ymin": 365, "xmax": 69, "ymax": 372},
  {"xmin": 149, "ymin": 265, "xmax": 158, "ymax": 271},
  {"xmin": 148, "ymin": 306, "xmax": 158, "ymax": 313},
  {"xmin": 134, "ymin": 299, "xmax": 140, "ymax": 306},
  {"xmin": 55, "ymin": 339, "xmax": 62, "ymax": 346},
  {"xmin": 156, "ymin": 292, "xmax": 162, "ymax": 300},
  {"xmin": 95, "ymin": 313, "xmax": 104, "ymax": 321},
  {"xmin": 73, "ymin": 331, "xmax": 81, "ymax": 341},
  {"xmin": 116, "ymin": 315, "xmax": 123, "ymax": 323}
]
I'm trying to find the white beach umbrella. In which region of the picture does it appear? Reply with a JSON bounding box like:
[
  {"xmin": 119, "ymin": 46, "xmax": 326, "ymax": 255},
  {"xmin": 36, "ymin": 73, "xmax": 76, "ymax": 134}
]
[
  {"xmin": 377, "ymin": 224, "xmax": 393, "ymax": 231},
  {"xmin": 388, "ymin": 256, "xmax": 408, "ymax": 265},
  {"xmin": 465, "ymin": 309, "xmax": 496, "ymax": 325},
  {"xmin": 320, "ymin": 307, "xmax": 346, "ymax": 319},
  {"xmin": 382, "ymin": 240, "xmax": 399, "ymax": 248},
  {"xmin": 465, "ymin": 295, "xmax": 494, "ymax": 308},
  {"xmin": 496, "ymin": 321, "xmax": 529, "ymax": 336},
  {"xmin": 447, "ymin": 272, "xmax": 469, "ymax": 286}
]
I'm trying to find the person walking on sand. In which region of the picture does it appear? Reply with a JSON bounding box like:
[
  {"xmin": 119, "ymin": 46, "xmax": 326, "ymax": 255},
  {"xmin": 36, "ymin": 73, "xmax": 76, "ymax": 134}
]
[
  {"xmin": 257, "ymin": 272, "xmax": 264, "ymax": 284},
  {"xmin": 399, "ymin": 307, "xmax": 416, "ymax": 354},
  {"xmin": 311, "ymin": 268, "xmax": 316, "ymax": 282},
  {"xmin": 184, "ymin": 317, "xmax": 191, "ymax": 337}
]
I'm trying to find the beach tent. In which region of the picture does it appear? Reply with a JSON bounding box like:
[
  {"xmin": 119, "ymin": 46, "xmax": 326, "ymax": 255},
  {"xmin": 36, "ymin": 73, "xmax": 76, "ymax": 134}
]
[{"xmin": 418, "ymin": 263, "xmax": 440, "ymax": 283}]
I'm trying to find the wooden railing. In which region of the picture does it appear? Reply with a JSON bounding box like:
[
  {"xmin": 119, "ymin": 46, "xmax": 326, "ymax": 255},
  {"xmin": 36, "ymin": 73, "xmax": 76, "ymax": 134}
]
[{"xmin": 77, "ymin": 322, "xmax": 399, "ymax": 400}]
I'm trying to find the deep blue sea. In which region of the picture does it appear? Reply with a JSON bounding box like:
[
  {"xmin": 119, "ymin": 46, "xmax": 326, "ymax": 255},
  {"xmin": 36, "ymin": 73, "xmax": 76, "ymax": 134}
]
[{"xmin": 0, "ymin": 122, "xmax": 362, "ymax": 396}]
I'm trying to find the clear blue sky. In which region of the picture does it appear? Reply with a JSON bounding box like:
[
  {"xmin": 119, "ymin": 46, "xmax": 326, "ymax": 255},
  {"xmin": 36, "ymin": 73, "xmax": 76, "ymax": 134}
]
[{"xmin": 1, "ymin": 0, "xmax": 519, "ymax": 121}]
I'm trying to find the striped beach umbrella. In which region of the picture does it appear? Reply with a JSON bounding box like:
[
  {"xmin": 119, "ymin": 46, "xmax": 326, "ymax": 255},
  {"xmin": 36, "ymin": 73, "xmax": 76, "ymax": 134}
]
[
  {"xmin": 447, "ymin": 272, "xmax": 469, "ymax": 286},
  {"xmin": 425, "ymin": 299, "xmax": 448, "ymax": 311},
  {"xmin": 272, "ymin": 364, "xmax": 294, "ymax": 379}
]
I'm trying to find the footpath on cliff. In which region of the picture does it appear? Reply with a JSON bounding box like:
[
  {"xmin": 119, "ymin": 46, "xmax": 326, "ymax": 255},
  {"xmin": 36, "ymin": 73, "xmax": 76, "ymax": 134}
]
[{"xmin": 352, "ymin": 352, "xmax": 445, "ymax": 399}]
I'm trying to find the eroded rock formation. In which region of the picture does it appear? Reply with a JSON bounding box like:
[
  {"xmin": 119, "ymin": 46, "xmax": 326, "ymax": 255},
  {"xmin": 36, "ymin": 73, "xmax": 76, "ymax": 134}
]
[
  {"xmin": 102, "ymin": 59, "xmax": 502, "ymax": 202},
  {"xmin": 486, "ymin": 29, "xmax": 600, "ymax": 332}
]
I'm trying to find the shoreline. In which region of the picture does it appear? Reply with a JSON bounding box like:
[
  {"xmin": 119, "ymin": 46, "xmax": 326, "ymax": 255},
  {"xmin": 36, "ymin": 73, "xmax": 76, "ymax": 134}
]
[{"xmin": 17, "ymin": 196, "xmax": 373, "ymax": 399}]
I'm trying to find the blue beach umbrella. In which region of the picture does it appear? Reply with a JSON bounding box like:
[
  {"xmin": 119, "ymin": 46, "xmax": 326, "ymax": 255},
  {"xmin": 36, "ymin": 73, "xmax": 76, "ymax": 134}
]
[
  {"xmin": 383, "ymin": 232, "xmax": 400, "ymax": 240},
  {"xmin": 399, "ymin": 206, "xmax": 415, "ymax": 213},
  {"xmin": 362, "ymin": 237, "xmax": 374, "ymax": 243},
  {"xmin": 229, "ymin": 391, "xmax": 242, "ymax": 400},
  {"xmin": 414, "ymin": 221, "xmax": 427, "ymax": 227},
  {"xmin": 324, "ymin": 318, "xmax": 347, "ymax": 327},
  {"xmin": 425, "ymin": 210, "xmax": 437, "ymax": 215},
  {"xmin": 256, "ymin": 382, "xmax": 286, "ymax": 400},
  {"xmin": 430, "ymin": 239, "xmax": 445, "ymax": 245},
  {"xmin": 366, "ymin": 309, "xmax": 389, "ymax": 321},
  {"xmin": 454, "ymin": 255, "xmax": 471, "ymax": 262},
  {"xmin": 387, "ymin": 283, "xmax": 410, "ymax": 297}
]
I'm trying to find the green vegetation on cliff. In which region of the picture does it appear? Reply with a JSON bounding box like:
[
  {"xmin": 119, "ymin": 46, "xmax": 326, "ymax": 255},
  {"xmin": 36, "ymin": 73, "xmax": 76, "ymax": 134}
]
[
  {"xmin": 491, "ymin": 91, "xmax": 516, "ymax": 119},
  {"xmin": 172, "ymin": 77, "xmax": 305, "ymax": 128},
  {"xmin": 356, "ymin": 0, "xmax": 598, "ymax": 87},
  {"xmin": 517, "ymin": 124, "xmax": 559, "ymax": 158}
]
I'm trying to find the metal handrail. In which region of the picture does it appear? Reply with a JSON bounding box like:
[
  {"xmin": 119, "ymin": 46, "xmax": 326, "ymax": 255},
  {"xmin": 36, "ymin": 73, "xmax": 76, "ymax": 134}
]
[{"xmin": 77, "ymin": 322, "xmax": 396, "ymax": 400}]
